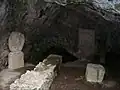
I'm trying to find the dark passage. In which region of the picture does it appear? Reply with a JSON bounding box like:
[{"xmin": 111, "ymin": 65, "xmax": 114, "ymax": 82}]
[
  {"xmin": 30, "ymin": 46, "xmax": 78, "ymax": 65},
  {"xmin": 43, "ymin": 46, "xmax": 78, "ymax": 63},
  {"xmin": 105, "ymin": 51, "xmax": 120, "ymax": 77}
]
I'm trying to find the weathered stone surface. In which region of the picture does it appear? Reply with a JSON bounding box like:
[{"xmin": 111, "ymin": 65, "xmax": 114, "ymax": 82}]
[
  {"xmin": 44, "ymin": 0, "xmax": 84, "ymax": 6},
  {"xmin": 34, "ymin": 62, "xmax": 48, "ymax": 71},
  {"xmin": 10, "ymin": 54, "xmax": 62, "ymax": 90},
  {"xmin": 86, "ymin": 0, "xmax": 120, "ymax": 14},
  {"xmin": 8, "ymin": 32, "xmax": 25, "ymax": 52},
  {"xmin": 46, "ymin": 54, "xmax": 62, "ymax": 64},
  {"xmin": 0, "ymin": 33, "xmax": 10, "ymax": 70},
  {"xmin": 34, "ymin": 54, "xmax": 62, "ymax": 72},
  {"xmin": 0, "ymin": 69, "xmax": 21, "ymax": 90},
  {"xmin": 0, "ymin": 0, "xmax": 8, "ymax": 25},
  {"xmin": 10, "ymin": 67, "xmax": 55, "ymax": 90},
  {"xmin": 44, "ymin": 54, "xmax": 62, "ymax": 73},
  {"xmin": 44, "ymin": 0, "xmax": 120, "ymax": 13},
  {"xmin": 8, "ymin": 51, "xmax": 24, "ymax": 70},
  {"xmin": 85, "ymin": 63, "xmax": 105, "ymax": 83}
]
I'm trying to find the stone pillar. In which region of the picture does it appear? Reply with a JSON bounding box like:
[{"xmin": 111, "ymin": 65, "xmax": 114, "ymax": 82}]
[{"xmin": 8, "ymin": 32, "xmax": 25, "ymax": 70}]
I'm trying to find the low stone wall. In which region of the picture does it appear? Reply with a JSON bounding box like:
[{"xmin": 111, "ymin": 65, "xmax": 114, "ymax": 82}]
[{"xmin": 10, "ymin": 54, "xmax": 62, "ymax": 90}]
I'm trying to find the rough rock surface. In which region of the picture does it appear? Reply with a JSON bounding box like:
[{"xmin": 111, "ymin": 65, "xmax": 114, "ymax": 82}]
[
  {"xmin": 0, "ymin": 33, "xmax": 10, "ymax": 71},
  {"xmin": 0, "ymin": 0, "xmax": 8, "ymax": 25},
  {"xmin": 10, "ymin": 54, "xmax": 62, "ymax": 90},
  {"xmin": 91, "ymin": 0, "xmax": 120, "ymax": 12},
  {"xmin": 8, "ymin": 32, "xmax": 25, "ymax": 52},
  {"xmin": 10, "ymin": 67, "xmax": 56, "ymax": 90},
  {"xmin": 85, "ymin": 63, "xmax": 105, "ymax": 83},
  {"xmin": 44, "ymin": 0, "xmax": 120, "ymax": 13}
]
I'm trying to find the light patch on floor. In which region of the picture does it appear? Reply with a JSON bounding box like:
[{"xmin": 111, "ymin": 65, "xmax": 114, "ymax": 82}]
[{"xmin": 0, "ymin": 69, "xmax": 21, "ymax": 90}]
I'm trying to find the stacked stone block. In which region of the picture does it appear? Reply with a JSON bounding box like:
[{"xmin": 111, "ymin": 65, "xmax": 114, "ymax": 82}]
[{"xmin": 8, "ymin": 32, "xmax": 25, "ymax": 70}]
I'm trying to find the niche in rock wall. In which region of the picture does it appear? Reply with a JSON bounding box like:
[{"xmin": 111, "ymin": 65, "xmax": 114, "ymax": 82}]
[{"xmin": 78, "ymin": 28, "xmax": 95, "ymax": 59}]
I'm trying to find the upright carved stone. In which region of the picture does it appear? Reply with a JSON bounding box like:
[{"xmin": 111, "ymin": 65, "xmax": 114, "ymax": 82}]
[
  {"xmin": 8, "ymin": 32, "xmax": 25, "ymax": 70},
  {"xmin": 8, "ymin": 32, "xmax": 25, "ymax": 52}
]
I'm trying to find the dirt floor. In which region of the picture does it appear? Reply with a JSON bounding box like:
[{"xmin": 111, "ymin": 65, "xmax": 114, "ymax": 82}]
[
  {"xmin": 50, "ymin": 66, "xmax": 120, "ymax": 90},
  {"xmin": 0, "ymin": 60, "xmax": 119, "ymax": 90}
]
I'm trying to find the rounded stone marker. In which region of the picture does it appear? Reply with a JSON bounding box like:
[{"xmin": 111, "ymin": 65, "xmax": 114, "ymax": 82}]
[{"xmin": 8, "ymin": 32, "xmax": 25, "ymax": 52}]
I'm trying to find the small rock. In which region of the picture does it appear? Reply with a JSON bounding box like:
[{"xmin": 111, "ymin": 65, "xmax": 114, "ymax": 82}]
[
  {"xmin": 75, "ymin": 76, "xmax": 84, "ymax": 81},
  {"xmin": 102, "ymin": 80, "xmax": 118, "ymax": 88},
  {"xmin": 64, "ymin": 76, "xmax": 67, "ymax": 80}
]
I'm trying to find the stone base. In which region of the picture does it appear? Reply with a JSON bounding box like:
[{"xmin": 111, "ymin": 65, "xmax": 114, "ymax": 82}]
[
  {"xmin": 8, "ymin": 51, "xmax": 24, "ymax": 70},
  {"xmin": 85, "ymin": 63, "xmax": 105, "ymax": 83}
]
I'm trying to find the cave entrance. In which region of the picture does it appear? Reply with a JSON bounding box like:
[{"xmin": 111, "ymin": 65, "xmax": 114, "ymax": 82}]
[{"xmin": 30, "ymin": 45, "xmax": 78, "ymax": 65}]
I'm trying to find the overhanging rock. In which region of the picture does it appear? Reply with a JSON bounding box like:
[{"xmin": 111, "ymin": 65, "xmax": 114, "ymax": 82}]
[{"xmin": 10, "ymin": 54, "xmax": 62, "ymax": 90}]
